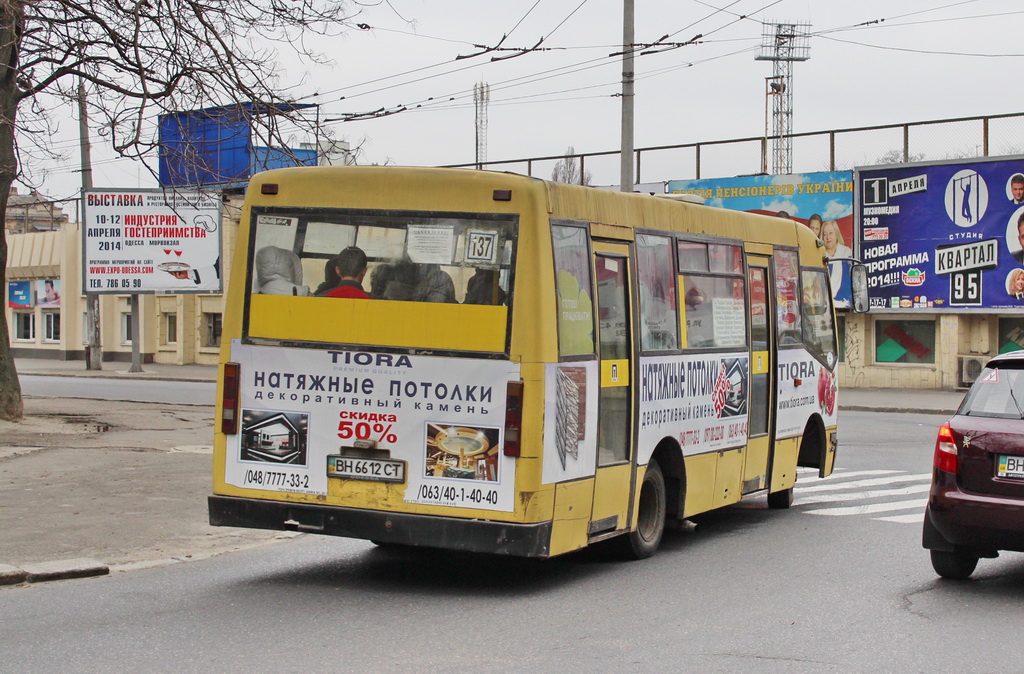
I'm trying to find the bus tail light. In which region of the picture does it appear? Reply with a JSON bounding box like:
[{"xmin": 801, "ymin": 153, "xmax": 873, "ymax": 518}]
[
  {"xmin": 221, "ymin": 362, "xmax": 241, "ymax": 435},
  {"xmin": 934, "ymin": 423, "xmax": 958, "ymax": 474},
  {"xmin": 504, "ymin": 381, "xmax": 524, "ymax": 457}
]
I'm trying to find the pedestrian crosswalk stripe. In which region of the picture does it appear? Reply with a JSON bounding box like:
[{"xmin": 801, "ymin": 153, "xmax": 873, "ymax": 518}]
[
  {"xmin": 798, "ymin": 469, "xmax": 903, "ymax": 479},
  {"xmin": 798, "ymin": 473, "xmax": 931, "ymax": 493},
  {"xmin": 792, "ymin": 469, "xmax": 931, "ymax": 524},
  {"xmin": 875, "ymin": 513, "xmax": 925, "ymax": 524},
  {"xmin": 798, "ymin": 483, "xmax": 930, "ymax": 504},
  {"xmin": 804, "ymin": 498, "xmax": 927, "ymax": 516}
]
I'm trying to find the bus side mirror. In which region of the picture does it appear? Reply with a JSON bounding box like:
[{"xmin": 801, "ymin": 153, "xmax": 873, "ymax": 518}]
[{"xmin": 850, "ymin": 263, "xmax": 869, "ymax": 313}]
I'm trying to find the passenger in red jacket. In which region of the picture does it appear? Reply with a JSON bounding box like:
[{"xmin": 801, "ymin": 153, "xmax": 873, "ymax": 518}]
[{"xmin": 324, "ymin": 246, "xmax": 370, "ymax": 299}]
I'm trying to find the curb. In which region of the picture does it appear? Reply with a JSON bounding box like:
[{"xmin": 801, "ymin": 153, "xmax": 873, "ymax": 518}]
[
  {"xmin": 0, "ymin": 559, "xmax": 109, "ymax": 586},
  {"xmin": 843, "ymin": 405, "xmax": 957, "ymax": 416},
  {"xmin": 18, "ymin": 371, "xmax": 214, "ymax": 384}
]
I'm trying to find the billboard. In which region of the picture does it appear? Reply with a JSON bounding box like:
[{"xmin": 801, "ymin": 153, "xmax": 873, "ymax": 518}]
[
  {"xmin": 667, "ymin": 171, "xmax": 854, "ymax": 307},
  {"xmin": 7, "ymin": 281, "xmax": 31, "ymax": 308},
  {"xmin": 82, "ymin": 189, "xmax": 222, "ymax": 294},
  {"xmin": 856, "ymin": 156, "xmax": 1024, "ymax": 311}
]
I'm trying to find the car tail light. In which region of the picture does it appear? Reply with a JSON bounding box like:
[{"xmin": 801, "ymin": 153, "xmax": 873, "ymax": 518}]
[
  {"xmin": 221, "ymin": 362, "xmax": 241, "ymax": 435},
  {"xmin": 934, "ymin": 422, "xmax": 958, "ymax": 473},
  {"xmin": 503, "ymin": 381, "xmax": 524, "ymax": 457}
]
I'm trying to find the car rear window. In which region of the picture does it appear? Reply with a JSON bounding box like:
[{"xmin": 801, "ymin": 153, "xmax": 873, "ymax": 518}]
[{"xmin": 959, "ymin": 364, "xmax": 1024, "ymax": 418}]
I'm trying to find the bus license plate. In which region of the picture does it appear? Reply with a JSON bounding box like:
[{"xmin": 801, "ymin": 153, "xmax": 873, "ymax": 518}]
[
  {"xmin": 327, "ymin": 455, "xmax": 406, "ymax": 483},
  {"xmin": 997, "ymin": 455, "xmax": 1024, "ymax": 479}
]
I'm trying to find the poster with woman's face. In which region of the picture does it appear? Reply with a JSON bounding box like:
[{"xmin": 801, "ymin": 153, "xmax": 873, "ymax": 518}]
[{"xmin": 36, "ymin": 279, "xmax": 60, "ymax": 307}]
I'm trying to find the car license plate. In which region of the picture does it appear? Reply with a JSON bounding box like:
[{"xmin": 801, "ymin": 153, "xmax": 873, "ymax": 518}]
[
  {"xmin": 996, "ymin": 455, "xmax": 1024, "ymax": 479},
  {"xmin": 327, "ymin": 455, "xmax": 405, "ymax": 483}
]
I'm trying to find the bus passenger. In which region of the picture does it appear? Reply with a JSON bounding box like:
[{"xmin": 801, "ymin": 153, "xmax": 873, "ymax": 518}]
[
  {"xmin": 418, "ymin": 264, "xmax": 456, "ymax": 303},
  {"xmin": 323, "ymin": 246, "xmax": 370, "ymax": 299},
  {"xmin": 382, "ymin": 260, "xmax": 418, "ymax": 301},
  {"xmin": 464, "ymin": 268, "xmax": 506, "ymax": 305},
  {"xmin": 254, "ymin": 246, "xmax": 310, "ymax": 296},
  {"xmin": 313, "ymin": 256, "xmax": 340, "ymax": 295},
  {"xmin": 368, "ymin": 263, "xmax": 393, "ymax": 299}
]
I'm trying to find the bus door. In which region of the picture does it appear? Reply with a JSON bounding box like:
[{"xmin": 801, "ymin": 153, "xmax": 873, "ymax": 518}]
[
  {"xmin": 589, "ymin": 242, "xmax": 635, "ymax": 537},
  {"xmin": 743, "ymin": 258, "xmax": 774, "ymax": 494}
]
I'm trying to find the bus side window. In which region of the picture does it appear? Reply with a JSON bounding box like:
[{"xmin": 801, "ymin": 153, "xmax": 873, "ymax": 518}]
[
  {"xmin": 774, "ymin": 249, "xmax": 802, "ymax": 346},
  {"xmin": 636, "ymin": 234, "xmax": 678, "ymax": 351}
]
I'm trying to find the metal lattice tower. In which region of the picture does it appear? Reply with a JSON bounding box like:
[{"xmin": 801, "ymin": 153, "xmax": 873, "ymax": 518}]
[
  {"xmin": 756, "ymin": 21, "xmax": 810, "ymax": 175},
  {"xmin": 474, "ymin": 82, "xmax": 490, "ymax": 169}
]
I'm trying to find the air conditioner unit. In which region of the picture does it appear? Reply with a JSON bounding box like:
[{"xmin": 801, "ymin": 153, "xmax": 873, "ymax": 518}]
[{"xmin": 958, "ymin": 355, "xmax": 986, "ymax": 387}]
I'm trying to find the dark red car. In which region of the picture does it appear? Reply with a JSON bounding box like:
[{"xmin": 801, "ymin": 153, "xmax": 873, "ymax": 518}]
[{"xmin": 923, "ymin": 351, "xmax": 1024, "ymax": 579}]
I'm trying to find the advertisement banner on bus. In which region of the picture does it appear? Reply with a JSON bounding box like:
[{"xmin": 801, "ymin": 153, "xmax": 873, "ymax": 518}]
[
  {"xmin": 775, "ymin": 348, "xmax": 838, "ymax": 439},
  {"xmin": 636, "ymin": 352, "xmax": 751, "ymax": 462},
  {"xmin": 82, "ymin": 188, "xmax": 222, "ymax": 294},
  {"xmin": 225, "ymin": 342, "xmax": 521, "ymax": 512},
  {"xmin": 667, "ymin": 172, "xmax": 854, "ymax": 307},
  {"xmin": 856, "ymin": 156, "xmax": 1024, "ymax": 310}
]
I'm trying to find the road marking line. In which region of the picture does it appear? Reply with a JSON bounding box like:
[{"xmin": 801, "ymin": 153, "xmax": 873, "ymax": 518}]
[
  {"xmin": 797, "ymin": 483, "xmax": 931, "ymax": 504},
  {"xmin": 798, "ymin": 469, "xmax": 902, "ymax": 479},
  {"xmin": 804, "ymin": 498, "xmax": 927, "ymax": 516},
  {"xmin": 875, "ymin": 513, "xmax": 925, "ymax": 524},
  {"xmin": 798, "ymin": 473, "xmax": 931, "ymax": 493}
]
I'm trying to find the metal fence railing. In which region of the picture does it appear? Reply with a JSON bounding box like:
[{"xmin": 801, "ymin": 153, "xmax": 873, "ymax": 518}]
[{"xmin": 444, "ymin": 112, "xmax": 1024, "ymax": 187}]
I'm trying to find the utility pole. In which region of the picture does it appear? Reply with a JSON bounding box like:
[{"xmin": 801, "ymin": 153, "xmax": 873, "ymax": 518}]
[
  {"xmin": 474, "ymin": 82, "xmax": 490, "ymax": 170},
  {"xmin": 755, "ymin": 21, "xmax": 810, "ymax": 175},
  {"xmin": 79, "ymin": 77, "xmax": 102, "ymax": 371},
  {"xmin": 619, "ymin": 0, "xmax": 634, "ymax": 192}
]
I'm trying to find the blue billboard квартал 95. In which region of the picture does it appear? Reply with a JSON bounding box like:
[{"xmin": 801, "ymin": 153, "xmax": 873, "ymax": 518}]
[{"xmin": 856, "ymin": 156, "xmax": 1024, "ymax": 311}]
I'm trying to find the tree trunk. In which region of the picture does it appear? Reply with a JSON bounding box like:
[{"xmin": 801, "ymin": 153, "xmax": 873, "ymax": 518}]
[{"xmin": 0, "ymin": 1, "xmax": 25, "ymax": 421}]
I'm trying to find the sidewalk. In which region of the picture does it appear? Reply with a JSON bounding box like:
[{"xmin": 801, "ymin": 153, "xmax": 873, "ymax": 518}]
[
  {"xmin": 14, "ymin": 357, "xmax": 217, "ymax": 382},
  {"xmin": 0, "ymin": 357, "xmax": 965, "ymax": 586}
]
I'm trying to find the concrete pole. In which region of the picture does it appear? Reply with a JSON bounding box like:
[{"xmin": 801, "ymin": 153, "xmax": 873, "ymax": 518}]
[
  {"xmin": 79, "ymin": 78, "xmax": 102, "ymax": 371},
  {"xmin": 619, "ymin": 0, "xmax": 634, "ymax": 192}
]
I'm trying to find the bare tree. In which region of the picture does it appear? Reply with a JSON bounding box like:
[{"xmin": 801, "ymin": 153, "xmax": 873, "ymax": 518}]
[
  {"xmin": 551, "ymin": 146, "xmax": 592, "ymax": 185},
  {"xmin": 0, "ymin": 0, "xmax": 359, "ymax": 421}
]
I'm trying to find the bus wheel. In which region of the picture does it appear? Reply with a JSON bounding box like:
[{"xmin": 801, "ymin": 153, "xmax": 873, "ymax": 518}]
[
  {"xmin": 615, "ymin": 462, "xmax": 666, "ymax": 560},
  {"xmin": 767, "ymin": 487, "xmax": 793, "ymax": 509}
]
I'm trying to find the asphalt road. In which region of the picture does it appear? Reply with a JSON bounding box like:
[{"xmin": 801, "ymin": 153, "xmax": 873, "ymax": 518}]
[
  {"xmin": 3, "ymin": 410, "xmax": 1023, "ymax": 673},
  {"xmin": 19, "ymin": 374, "xmax": 214, "ymax": 405}
]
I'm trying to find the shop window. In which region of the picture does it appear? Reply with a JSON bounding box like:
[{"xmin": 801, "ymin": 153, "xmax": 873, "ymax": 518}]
[
  {"xmin": 875, "ymin": 319, "xmax": 935, "ymax": 364},
  {"xmin": 14, "ymin": 312, "xmax": 34, "ymax": 341},
  {"xmin": 636, "ymin": 234, "xmax": 677, "ymax": 351},
  {"xmin": 551, "ymin": 225, "xmax": 594, "ymax": 357},
  {"xmin": 204, "ymin": 312, "xmax": 222, "ymax": 347},
  {"xmin": 162, "ymin": 312, "xmax": 178, "ymax": 344},
  {"xmin": 43, "ymin": 312, "xmax": 60, "ymax": 342},
  {"xmin": 998, "ymin": 317, "xmax": 1024, "ymax": 353}
]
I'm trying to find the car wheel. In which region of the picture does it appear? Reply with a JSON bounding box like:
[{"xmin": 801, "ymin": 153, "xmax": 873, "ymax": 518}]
[
  {"xmin": 930, "ymin": 549, "xmax": 979, "ymax": 580},
  {"xmin": 613, "ymin": 462, "xmax": 666, "ymax": 560},
  {"xmin": 767, "ymin": 487, "xmax": 794, "ymax": 509}
]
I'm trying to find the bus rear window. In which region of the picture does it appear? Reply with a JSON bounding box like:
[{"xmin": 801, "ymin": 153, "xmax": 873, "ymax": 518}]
[{"xmin": 250, "ymin": 208, "xmax": 515, "ymax": 305}]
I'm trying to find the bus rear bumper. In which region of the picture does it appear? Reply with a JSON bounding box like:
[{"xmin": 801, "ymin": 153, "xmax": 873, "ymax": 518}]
[{"xmin": 209, "ymin": 494, "xmax": 552, "ymax": 558}]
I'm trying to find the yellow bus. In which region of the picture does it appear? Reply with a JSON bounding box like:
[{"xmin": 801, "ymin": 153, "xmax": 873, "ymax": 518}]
[{"xmin": 209, "ymin": 166, "xmax": 867, "ymax": 559}]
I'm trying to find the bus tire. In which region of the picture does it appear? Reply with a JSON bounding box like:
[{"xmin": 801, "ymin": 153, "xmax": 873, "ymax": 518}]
[
  {"xmin": 614, "ymin": 462, "xmax": 666, "ymax": 560},
  {"xmin": 767, "ymin": 487, "xmax": 793, "ymax": 509}
]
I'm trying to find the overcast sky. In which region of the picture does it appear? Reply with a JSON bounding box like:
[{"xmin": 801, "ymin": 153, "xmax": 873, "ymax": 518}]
[{"xmin": 29, "ymin": 0, "xmax": 1024, "ymax": 210}]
